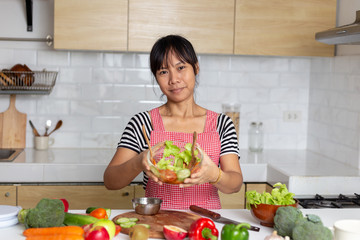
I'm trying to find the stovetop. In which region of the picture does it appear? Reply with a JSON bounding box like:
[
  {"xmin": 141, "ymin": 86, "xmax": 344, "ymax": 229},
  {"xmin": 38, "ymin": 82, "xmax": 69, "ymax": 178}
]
[{"xmin": 297, "ymin": 193, "xmax": 360, "ymax": 209}]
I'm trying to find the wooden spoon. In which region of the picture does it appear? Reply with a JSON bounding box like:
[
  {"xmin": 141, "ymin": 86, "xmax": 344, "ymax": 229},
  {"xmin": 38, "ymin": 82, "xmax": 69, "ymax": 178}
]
[
  {"xmin": 188, "ymin": 131, "xmax": 197, "ymax": 169},
  {"xmin": 142, "ymin": 125, "xmax": 156, "ymax": 165},
  {"xmin": 47, "ymin": 120, "xmax": 63, "ymax": 136}
]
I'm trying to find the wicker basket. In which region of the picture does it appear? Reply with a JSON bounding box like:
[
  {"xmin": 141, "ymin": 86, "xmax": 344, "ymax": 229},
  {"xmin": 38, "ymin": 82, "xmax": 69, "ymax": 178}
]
[{"xmin": 0, "ymin": 70, "xmax": 58, "ymax": 95}]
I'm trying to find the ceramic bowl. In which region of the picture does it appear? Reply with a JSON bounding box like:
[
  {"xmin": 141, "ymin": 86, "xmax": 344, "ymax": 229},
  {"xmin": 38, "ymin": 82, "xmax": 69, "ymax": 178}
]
[
  {"xmin": 334, "ymin": 219, "xmax": 360, "ymax": 240},
  {"xmin": 132, "ymin": 197, "xmax": 162, "ymax": 215},
  {"xmin": 250, "ymin": 200, "xmax": 298, "ymax": 227},
  {"xmin": 147, "ymin": 140, "xmax": 203, "ymax": 184}
]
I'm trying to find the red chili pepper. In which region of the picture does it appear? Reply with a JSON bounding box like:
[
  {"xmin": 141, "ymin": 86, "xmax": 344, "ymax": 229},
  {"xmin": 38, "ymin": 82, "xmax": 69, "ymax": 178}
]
[{"xmin": 188, "ymin": 218, "xmax": 219, "ymax": 240}]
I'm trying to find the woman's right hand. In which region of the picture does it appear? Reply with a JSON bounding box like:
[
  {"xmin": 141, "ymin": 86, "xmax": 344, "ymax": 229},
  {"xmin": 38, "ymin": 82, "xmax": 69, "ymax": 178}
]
[{"xmin": 141, "ymin": 150, "xmax": 163, "ymax": 185}]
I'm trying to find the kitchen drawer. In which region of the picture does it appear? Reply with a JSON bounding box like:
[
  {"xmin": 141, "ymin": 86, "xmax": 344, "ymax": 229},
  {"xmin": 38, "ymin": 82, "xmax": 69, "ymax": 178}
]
[
  {"xmin": 0, "ymin": 186, "xmax": 16, "ymax": 206},
  {"xmin": 219, "ymin": 184, "xmax": 246, "ymax": 209},
  {"xmin": 17, "ymin": 185, "xmax": 134, "ymax": 209}
]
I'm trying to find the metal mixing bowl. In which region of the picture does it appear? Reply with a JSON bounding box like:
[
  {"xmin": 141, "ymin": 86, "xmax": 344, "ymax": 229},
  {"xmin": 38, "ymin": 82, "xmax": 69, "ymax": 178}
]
[{"xmin": 132, "ymin": 197, "xmax": 162, "ymax": 215}]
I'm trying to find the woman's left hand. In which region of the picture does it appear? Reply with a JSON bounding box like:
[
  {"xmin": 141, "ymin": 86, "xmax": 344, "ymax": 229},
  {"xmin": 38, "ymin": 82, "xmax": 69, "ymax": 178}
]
[{"xmin": 180, "ymin": 146, "xmax": 219, "ymax": 187}]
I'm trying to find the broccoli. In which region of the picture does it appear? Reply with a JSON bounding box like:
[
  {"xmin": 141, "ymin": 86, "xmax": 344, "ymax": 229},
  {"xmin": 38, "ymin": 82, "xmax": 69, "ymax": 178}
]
[
  {"xmin": 24, "ymin": 198, "xmax": 65, "ymax": 229},
  {"xmin": 292, "ymin": 214, "xmax": 333, "ymax": 240},
  {"xmin": 274, "ymin": 206, "xmax": 304, "ymax": 238}
]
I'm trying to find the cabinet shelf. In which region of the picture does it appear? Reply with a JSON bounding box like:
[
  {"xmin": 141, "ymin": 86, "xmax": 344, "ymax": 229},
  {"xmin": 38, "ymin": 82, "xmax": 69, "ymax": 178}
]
[{"xmin": 0, "ymin": 70, "xmax": 58, "ymax": 95}]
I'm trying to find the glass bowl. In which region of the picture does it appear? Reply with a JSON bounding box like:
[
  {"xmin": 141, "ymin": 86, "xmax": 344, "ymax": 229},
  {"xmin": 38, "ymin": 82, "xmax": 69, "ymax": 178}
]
[{"xmin": 147, "ymin": 140, "xmax": 203, "ymax": 184}]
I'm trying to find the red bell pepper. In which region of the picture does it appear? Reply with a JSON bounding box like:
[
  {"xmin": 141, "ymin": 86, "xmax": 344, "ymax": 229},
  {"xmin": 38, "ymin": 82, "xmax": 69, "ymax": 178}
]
[{"xmin": 188, "ymin": 218, "xmax": 218, "ymax": 240}]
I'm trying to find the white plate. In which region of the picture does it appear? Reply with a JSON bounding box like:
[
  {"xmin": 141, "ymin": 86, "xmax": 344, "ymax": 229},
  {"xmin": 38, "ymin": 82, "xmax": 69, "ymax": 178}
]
[
  {"xmin": 0, "ymin": 205, "xmax": 21, "ymax": 221},
  {"xmin": 0, "ymin": 216, "xmax": 18, "ymax": 228}
]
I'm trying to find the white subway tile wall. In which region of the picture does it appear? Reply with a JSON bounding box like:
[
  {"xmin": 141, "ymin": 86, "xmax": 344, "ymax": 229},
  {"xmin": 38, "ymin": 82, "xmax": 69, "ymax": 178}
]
[
  {"xmin": 308, "ymin": 56, "xmax": 360, "ymax": 169},
  {"xmin": 4, "ymin": 48, "xmax": 359, "ymax": 170}
]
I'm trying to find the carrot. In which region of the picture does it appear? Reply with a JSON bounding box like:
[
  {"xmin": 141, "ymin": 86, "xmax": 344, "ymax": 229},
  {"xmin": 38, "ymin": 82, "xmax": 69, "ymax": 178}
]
[
  {"xmin": 23, "ymin": 226, "xmax": 84, "ymax": 237},
  {"xmin": 26, "ymin": 235, "xmax": 84, "ymax": 240}
]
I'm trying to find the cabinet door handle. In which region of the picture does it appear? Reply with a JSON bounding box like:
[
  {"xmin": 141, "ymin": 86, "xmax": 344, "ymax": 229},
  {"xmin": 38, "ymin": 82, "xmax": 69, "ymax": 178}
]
[
  {"xmin": 5, "ymin": 192, "xmax": 10, "ymax": 197},
  {"xmin": 122, "ymin": 192, "xmax": 129, "ymax": 197}
]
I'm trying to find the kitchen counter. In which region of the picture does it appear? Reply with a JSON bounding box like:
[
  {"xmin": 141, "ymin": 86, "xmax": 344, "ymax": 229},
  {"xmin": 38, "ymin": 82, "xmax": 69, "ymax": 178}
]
[
  {"xmin": 0, "ymin": 208, "xmax": 359, "ymax": 239},
  {"xmin": 1, "ymin": 148, "xmax": 360, "ymax": 195}
]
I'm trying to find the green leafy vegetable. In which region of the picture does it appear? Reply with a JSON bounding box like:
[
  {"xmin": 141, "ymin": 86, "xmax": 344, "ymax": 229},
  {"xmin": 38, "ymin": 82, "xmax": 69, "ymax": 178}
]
[
  {"xmin": 245, "ymin": 182, "xmax": 295, "ymax": 209},
  {"xmin": 24, "ymin": 198, "xmax": 65, "ymax": 229}
]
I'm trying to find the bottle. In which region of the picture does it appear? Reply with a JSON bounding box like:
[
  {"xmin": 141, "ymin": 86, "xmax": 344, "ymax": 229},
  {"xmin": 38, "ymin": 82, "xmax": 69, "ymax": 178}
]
[{"xmin": 248, "ymin": 122, "xmax": 264, "ymax": 152}]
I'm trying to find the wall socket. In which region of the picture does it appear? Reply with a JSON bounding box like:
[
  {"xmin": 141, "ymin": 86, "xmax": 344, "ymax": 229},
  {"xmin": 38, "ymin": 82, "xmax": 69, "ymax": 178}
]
[{"xmin": 283, "ymin": 111, "xmax": 301, "ymax": 122}]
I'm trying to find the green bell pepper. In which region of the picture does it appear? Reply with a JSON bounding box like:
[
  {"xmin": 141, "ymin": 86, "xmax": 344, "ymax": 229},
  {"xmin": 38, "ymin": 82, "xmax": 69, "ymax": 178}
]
[{"xmin": 221, "ymin": 222, "xmax": 251, "ymax": 240}]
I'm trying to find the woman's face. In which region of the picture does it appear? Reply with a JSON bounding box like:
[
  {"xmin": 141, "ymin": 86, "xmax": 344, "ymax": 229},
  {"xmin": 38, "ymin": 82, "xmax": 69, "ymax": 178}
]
[{"xmin": 156, "ymin": 52, "xmax": 198, "ymax": 103}]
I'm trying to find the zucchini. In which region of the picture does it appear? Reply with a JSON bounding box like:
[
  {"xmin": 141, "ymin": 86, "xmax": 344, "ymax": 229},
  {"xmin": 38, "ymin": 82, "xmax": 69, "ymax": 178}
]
[
  {"xmin": 85, "ymin": 207, "xmax": 111, "ymax": 218},
  {"xmin": 120, "ymin": 221, "xmax": 136, "ymax": 228},
  {"xmin": 176, "ymin": 168, "xmax": 191, "ymax": 181},
  {"xmin": 63, "ymin": 212, "xmax": 98, "ymax": 226},
  {"xmin": 115, "ymin": 217, "xmax": 130, "ymax": 224}
]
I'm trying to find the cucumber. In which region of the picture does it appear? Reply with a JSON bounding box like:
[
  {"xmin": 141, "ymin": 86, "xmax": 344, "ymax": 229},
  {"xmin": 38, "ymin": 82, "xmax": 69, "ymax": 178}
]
[
  {"xmin": 120, "ymin": 221, "xmax": 136, "ymax": 228},
  {"xmin": 137, "ymin": 223, "xmax": 150, "ymax": 229},
  {"xmin": 63, "ymin": 212, "xmax": 99, "ymax": 226},
  {"xmin": 150, "ymin": 166, "xmax": 160, "ymax": 178},
  {"xmin": 176, "ymin": 168, "xmax": 191, "ymax": 181},
  {"xmin": 129, "ymin": 218, "xmax": 139, "ymax": 222},
  {"xmin": 115, "ymin": 217, "xmax": 130, "ymax": 224},
  {"xmin": 85, "ymin": 207, "xmax": 111, "ymax": 218}
]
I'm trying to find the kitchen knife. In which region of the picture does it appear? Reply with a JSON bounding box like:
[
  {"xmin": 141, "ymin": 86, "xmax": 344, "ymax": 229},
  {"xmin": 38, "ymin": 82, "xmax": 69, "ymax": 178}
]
[{"xmin": 190, "ymin": 205, "xmax": 260, "ymax": 232}]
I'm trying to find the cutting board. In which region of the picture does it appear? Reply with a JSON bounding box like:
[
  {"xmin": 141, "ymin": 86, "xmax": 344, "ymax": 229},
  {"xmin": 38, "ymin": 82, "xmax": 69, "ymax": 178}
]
[
  {"xmin": 0, "ymin": 95, "xmax": 26, "ymax": 148},
  {"xmin": 112, "ymin": 210, "xmax": 201, "ymax": 239}
]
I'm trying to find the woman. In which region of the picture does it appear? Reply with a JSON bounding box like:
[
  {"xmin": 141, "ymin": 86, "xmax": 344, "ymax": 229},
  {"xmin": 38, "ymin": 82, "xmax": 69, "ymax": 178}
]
[{"xmin": 104, "ymin": 35, "xmax": 243, "ymax": 209}]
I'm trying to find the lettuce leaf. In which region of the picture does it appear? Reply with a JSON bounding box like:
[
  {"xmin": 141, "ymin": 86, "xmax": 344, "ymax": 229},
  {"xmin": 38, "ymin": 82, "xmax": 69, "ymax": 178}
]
[{"xmin": 245, "ymin": 182, "xmax": 295, "ymax": 209}]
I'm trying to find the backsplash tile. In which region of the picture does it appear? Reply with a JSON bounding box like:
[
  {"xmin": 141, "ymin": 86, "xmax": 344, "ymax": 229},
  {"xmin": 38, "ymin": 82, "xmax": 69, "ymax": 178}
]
[{"xmin": 4, "ymin": 48, "xmax": 359, "ymax": 170}]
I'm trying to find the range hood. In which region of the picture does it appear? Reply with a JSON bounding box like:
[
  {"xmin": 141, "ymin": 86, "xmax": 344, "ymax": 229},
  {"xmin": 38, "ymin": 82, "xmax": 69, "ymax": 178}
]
[{"xmin": 315, "ymin": 10, "xmax": 360, "ymax": 45}]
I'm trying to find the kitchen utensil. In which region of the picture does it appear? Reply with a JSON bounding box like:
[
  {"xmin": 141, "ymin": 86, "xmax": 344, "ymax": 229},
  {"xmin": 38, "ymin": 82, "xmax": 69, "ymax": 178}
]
[
  {"xmin": 147, "ymin": 140, "xmax": 203, "ymax": 184},
  {"xmin": 44, "ymin": 119, "xmax": 51, "ymax": 136},
  {"xmin": 113, "ymin": 210, "xmax": 201, "ymax": 239},
  {"xmin": 132, "ymin": 197, "xmax": 162, "ymax": 215},
  {"xmin": 29, "ymin": 120, "xmax": 40, "ymax": 137},
  {"xmin": 334, "ymin": 219, "xmax": 360, "ymax": 240},
  {"xmin": 47, "ymin": 120, "xmax": 62, "ymax": 136},
  {"xmin": 190, "ymin": 205, "xmax": 260, "ymax": 232},
  {"xmin": 188, "ymin": 131, "xmax": 197, "ymax": 169},
  {"xmin": 142, "ymin": 125, "xmax": 156, "ymax": 165},
  {"xmin": 0, "ymin": 94, "xmax": 26, "ymax": 148}
]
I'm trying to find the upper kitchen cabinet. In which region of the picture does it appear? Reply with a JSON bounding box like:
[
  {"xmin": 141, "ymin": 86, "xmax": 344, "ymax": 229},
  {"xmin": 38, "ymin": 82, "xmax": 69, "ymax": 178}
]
[
  {"xmin": 234, "ymin": 0, "xmax": 336, "ymax": 57},
  {"xmin": 54, "ymin": 0, "xmax": 128, "ymax": 51},
  {"xmin": 128, "ymin": 0, "xmax": 235, "ymax": 54}
]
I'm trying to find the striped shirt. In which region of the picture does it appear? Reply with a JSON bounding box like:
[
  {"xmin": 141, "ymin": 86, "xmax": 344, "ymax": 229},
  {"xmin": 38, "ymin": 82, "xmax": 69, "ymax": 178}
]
[{"xmin": 118, "ymin": 111, "xmax": 240, "ymax": 186}]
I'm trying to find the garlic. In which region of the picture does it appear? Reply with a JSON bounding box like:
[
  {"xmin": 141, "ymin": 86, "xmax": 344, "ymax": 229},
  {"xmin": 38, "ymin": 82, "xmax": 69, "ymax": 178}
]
[{"xmin": 264, "ymin": 231, "xmax": 290, "ymax": 240}]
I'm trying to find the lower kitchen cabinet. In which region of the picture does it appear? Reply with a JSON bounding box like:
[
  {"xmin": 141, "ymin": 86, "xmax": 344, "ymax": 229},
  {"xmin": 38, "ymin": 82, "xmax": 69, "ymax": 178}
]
[
  {"xmin": 219, "ymin": 184, "xmax": 246, "ymax": 209},
  {"xmin": 17, "ymin": 185, "xmax": 135, "ymax": 209},
  {"xmin": 0, "ymin": 186, "xmax": 16, "ymax": 206}
]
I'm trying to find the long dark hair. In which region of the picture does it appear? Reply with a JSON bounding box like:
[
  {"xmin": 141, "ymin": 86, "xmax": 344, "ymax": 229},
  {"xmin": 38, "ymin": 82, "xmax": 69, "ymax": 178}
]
[{"xmin": 150, "ymin": 35, "xmax": 199, "ymax": 78}]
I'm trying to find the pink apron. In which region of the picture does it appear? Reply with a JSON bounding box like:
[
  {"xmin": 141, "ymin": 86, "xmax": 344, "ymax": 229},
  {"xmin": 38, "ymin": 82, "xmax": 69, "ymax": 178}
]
[{"xmin": 145, "ymin": 108, "xmax": 222, "ymax": 209}]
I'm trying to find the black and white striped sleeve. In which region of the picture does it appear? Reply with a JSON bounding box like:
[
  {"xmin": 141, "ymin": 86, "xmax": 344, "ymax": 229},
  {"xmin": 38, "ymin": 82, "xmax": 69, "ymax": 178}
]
[
  {"xmin": 217, "ymin": 113, "xmax": 240, "ymax": 158},
  {"xmin": 117, "ymin": 112, "xmax": 153, "ymax": 153}
]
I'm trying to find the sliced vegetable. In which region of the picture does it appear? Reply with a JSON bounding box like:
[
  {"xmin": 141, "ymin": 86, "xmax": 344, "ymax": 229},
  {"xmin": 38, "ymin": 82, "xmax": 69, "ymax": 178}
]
[
  {"xmin": 63, "ymin": 212, "xmax": 99, "ymax": 227},
  {"xmin": 176, "ymin": 169, "xmax": 191, "ymax": 181},
  {"xmin": 120, "ymin": 221, "xmax": 136, "ymax": 229},
  {"xmin": 23, "ymin": 226, "xmax": 84, "ymax": 237}
]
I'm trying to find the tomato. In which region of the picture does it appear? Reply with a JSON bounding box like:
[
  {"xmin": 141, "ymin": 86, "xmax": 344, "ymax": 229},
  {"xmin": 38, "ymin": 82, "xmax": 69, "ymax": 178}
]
[
  {"xmin": 115, "ymin": 224, "xmax": 121, "ymax": 236},
  {"xmin": 89, "ymin": 208, "xmax": 108, "ymax": 219},
  {"xmin": 159, "ymin": 169, "xmax": 178, "ymax": 183}
]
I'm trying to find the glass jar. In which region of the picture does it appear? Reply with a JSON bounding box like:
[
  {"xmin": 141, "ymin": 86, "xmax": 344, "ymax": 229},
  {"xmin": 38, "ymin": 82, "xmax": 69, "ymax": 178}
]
[
  {"xmin": 248, "ymin": 122, "xmax": 264, "ymax": 152},
  {"xmin": 222, "ymin": 103, "xmax": 241, "ymax": 136}
]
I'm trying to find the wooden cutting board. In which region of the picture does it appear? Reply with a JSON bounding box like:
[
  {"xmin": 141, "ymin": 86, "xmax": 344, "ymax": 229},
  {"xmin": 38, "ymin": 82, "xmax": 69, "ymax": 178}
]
[
  {"xmin": 0, "ymin": 95, "xmax": 27, "ymax": 148},
  {"xmin": 112, "ymin": 210, "xmax": 201, "ymax": 239}
]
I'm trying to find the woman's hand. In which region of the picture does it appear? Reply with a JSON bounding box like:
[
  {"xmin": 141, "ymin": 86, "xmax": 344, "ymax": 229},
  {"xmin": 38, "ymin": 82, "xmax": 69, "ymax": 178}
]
[
  {"xmin": 141, "ymin": 150, "xmax": 164, "ymax": 186},
  {"xmin": 180, "ymin": 148, "xmax": 219, "ymax": 188}
]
